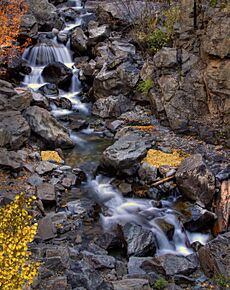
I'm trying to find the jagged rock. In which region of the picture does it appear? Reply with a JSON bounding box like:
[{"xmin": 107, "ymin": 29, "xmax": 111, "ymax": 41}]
[
  {"xmin": 88, "ymin": 23, "xmax": 110, "ymax": 45},
  {"xmin": 202, "ymin": 11, "xmax": 230, "ymax": 58},
  {"xmin": 102, "ymin": 132, "xmax": 148, "ymax": 174},
  {"xmin": 0, "ymin": 148, "xmax": 24, "ymax": 170},
  {"xmin": 42, "ymin": 62, "xmax": 73, "ymax": 89},
  {"xmin": 138, "ymin": 162, "xmax": 158, "ymax": 184},
  {"xmin": 35, "ymin": 161, "xmax": 58, "ymax": 175},
  {"xmin": 20, "ymin": 14, "xmax": 38, "ymax": 39},
  {"xmin": 123, "ymin": 223, "xmax": 157, "ymax": 257},
  {"xmin": 184, "ymin": 205, "xmax": 216, "ymax": 232},
  {"xmin": 36, "ymin": 183, "xmax": 56, "ymax": 203},
  {"xmin": 27, "ymin": 0, "xmax": 63, "ymax": 31},
  {"xmin": 112, "ymin": 278, "xmax": 151, "ymax": 290},
  {"xmin": 38, "ymin": 83, "xmax": 59, "ymax": 96},
  {"xmin": 38, "ymin": 215, "xmax": 57, "ymax": 240},
  {"xmin": 92, "ymin": 95, "xmax": 135, "ymax": 118},
  {"xmin": 198, "ymin": 232, "xmax": 230, "ymax": 279},
  {"xmin": 128, "ymin": 257, "xmax": 154, "ymax": 275},
  {"xmin": 31, "ymin": 91, "xmax": 49, "ymax": 109},
  {"xmin": 93, "ymin": 62, "xmax": 140, "ymax": 99},
  {"xmin": 44, "ymin": 276, "xmax": 69, "ymax": 290},
  {"xmin": 82, "ymin": 251, "xmax": 116, "ymax": 269},
  {"xmin": 154, "ymin": 48, "xmax": 177, "ymax": 68},
  {"xmin": 141, "ymin": 254, "xmax": 198, "ymax": 276},
  {"xmin": 70, "ymin": 28, "xmax": 88, "ymax": 54},
  {"xmin": 176, "ymin": 154, "xmax": 216, "ymax": 207},
  {"xmin": 24, "ymin": 106, "xmax": 73, "ymax": 149},
  {"xmin": 0, "ymin": 111, "xmax": 30, "ymax": 149},
  {"xmin": 53, "ymin": 97, "xmax": 72, "ymax": 110}
]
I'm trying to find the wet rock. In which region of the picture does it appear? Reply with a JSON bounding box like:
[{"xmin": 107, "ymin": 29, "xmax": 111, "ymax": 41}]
[
  {"xmin": 141, "ymin": 254, "xmax": 199, "ymax": 276},
  {"xmin": 92, "ymin": 95, "xmax": 135, "ymax": 118},
  {"xmin": 42, "ymin": 62, "xmax": 73, "ymax": 89},
  {"xmin": 198, "ymin": 232, "xmax": 230, "ymax": 279},
  {"xmin": 70, "ymin": 27, "xmax": 88, "ymax": 54},
  {"xmin": 138, "ymin": 162, "xmax": 158, "ymax": 184},
  {"xmin": 93, "ymin": 62, "xmax": 140, "ymax": 99},
  {"xmin": 24, "ymin": 106, "xmax": 73, "ymax": 149},
  {"xmin": 57, "ymin": 31, "xmax": 68, "ymax": 44},
  {"xmin": 0, "ymin": 111, "xmax": 30, "ymax": 149},
  {"xmin": 102, "ymin": 132, "xmax": 148, "ymax": 175},
  {"xmin": 112, "ymin": 278, "xmax": 151, "ymax": 290},
  {"xmin": 123, "ymin": 223, "xmax": 157, "ymax": 257},
  {"xmin": 36, "ymin": 183, "xmax": 56, "ymax": 203},
  {"xmin": 38, "ymin": 83, "xmax": 59, "ymax": 96},
  {"xmin": 67, "ymin": 198, "xmax": 96, "ymax": 218},
  {"xmin": 70, "ymin": 119, "xmax": 89, "ymax": 131},
  {"xmin": 184, "ymin": 205, "xmax": 216, "ymax": 232},
  {"xmin": 175, "ymin": 154, "xmax": 216, "ymax": 207},
  {"xmin": 0, "ymin": 148, "xmax": 24, "ymax": 171},
  {"xmin": 36, "ymin": 161, "xmax": 58, "ymax": 175},
  {"xmin": 38, "ymin": 215, "xmax": 57, "ymax": 241},
  {"xmin": 20, "ymin": 14, "xmax": 38, "ymax": 39},
  {"xmin": 53, "ymin": 97, "xmax": 72, "ymax": 110},
  {"xmin": 154, "ymin": 218, "xmax": 175, "ymax": 239},
  {"xmin": 118, "ymin": 182, "xmax": 132, "ymax": 195}
]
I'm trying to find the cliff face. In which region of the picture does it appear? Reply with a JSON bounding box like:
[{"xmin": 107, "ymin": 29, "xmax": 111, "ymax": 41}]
[{"xmin": 145, "ymin": 0, "xmax": 230, "ymax": 146}]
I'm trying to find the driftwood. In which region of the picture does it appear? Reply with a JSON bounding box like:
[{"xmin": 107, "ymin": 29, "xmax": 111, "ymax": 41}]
[
  {"xmin": 213, "ymin": 180, "xmax": 230, "ymax": 235},
  {"xmin": 151, "ymin": 175, "xmax": 175, "ymax": 187}
]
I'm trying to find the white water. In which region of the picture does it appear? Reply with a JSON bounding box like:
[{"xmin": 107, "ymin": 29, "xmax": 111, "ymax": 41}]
[{"xmin": 87, "ymin": 175, "xmax": 209, "ymax": 256}]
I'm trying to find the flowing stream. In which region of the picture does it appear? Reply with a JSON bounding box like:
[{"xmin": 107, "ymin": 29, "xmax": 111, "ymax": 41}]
[{"xmin": 21, "ymin": 0, "xmax": 209, "ymax": 256}]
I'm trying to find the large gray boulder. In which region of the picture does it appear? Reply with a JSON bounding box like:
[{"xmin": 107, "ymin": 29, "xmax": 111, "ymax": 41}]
[
  {"xmin": 42, "ymin": 62, "xmax": 72, "ymax": 89},
  {"xmin": 102, "ymin": 132, "xmax": 148, "ymax": 174},
  {"xmin": 26, "ymin": 0, "xmax": 63, "ymax": 31},
  {"xmin": 123, "ymin": 223, "xmax": 157, "ymax": 257},
  {"xmin": 93, "ymin": 62, "xmax": 140, "ymax": 99},
  {"xmin": 70, "ymin": 27, "xmax": 88, "ymax": 54},
  {"xmin": 92, "ymin": 95, "xmax": 135, "ymax": 118},
  {"xmin": 198, "ymin": 232, "xmax": 230, "ymax": 279},
  {"xmin": 175, "ymin": 154, "xmax": 216, "ymax": 207},
  {"xmin": 20, "ymin": 14, "xmax": 38, "ymax": 39},
  {"xmin": 0, "ymin": 111, "xmax": 30, "ymax": 149},
  {"xmin": 24, "ymin": 106, "xmax": 73, "ymax": 149}
]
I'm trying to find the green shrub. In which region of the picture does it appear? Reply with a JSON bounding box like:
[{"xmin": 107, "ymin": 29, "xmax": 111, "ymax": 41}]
[
  {"xmin": 137, "ymin": 79, "xmax": 153, "ymax": 94},
  {"xmin": 213, "ymin": 275, "xmax": 229, "ymax": 288},
  {"xmin": 154, "ymin": 277, "xmax": 168, "ymax": 290},
  {"xmin": 147, "ymin": 29, "xmax": 169, "ymax": 53}
]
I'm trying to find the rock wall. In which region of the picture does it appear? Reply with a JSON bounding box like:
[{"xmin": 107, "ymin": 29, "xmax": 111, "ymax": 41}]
[{"xmin": 142, "ymin": 0, "xmax": 230, "ymax": 146}]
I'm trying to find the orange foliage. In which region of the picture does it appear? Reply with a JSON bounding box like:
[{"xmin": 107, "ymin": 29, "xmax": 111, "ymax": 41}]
[{"xmin": 0, "ymin": 0, "xmax": 29, "ymax": 63}]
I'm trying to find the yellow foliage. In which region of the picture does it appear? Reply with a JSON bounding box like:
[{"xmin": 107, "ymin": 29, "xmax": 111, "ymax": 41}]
[
  {"xmin": 143, "ymin": 149, "xmax": 188, "ymax": 168},
  {"xmin": 129, "ymin": 125, "xmax": 155, "ymax": 132},
  {"xmin": 41, "ymin": 151, "xmax": 63, "ymax": 163},
  {"xmin": 0, "ymin": 193, "xmax": 40, "ymax": 290}
]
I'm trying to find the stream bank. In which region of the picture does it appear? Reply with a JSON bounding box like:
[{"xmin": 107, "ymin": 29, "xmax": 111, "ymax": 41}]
[{"xmin": 0, "ymin": 0, "xmax": 229, "ymax": 289}]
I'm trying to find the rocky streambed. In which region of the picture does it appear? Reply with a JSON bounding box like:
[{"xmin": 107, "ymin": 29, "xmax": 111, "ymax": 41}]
[{"xmin": 0, "ymin": 0, "xmax": 230, "ymax": 289}]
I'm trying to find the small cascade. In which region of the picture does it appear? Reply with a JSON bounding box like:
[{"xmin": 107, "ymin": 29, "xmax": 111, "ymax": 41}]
[{"xmin": 87, "ymin": 175, "xmax": 210, "ymax": 256}]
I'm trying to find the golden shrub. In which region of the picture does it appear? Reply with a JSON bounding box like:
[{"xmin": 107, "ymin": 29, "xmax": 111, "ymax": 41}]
[{"xmin": 0, "ymin": 193, "xmax": 40, "ymax": 290}]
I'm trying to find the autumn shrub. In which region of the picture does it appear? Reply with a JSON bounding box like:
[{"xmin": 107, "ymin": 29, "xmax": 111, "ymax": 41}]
[
  {"xmin": 0, "ymin": 0, "xmax": 29, "ymax": 66},
  {"xmin": 0, "ymin": 193, "xmax": 39, "ymax": 290}
]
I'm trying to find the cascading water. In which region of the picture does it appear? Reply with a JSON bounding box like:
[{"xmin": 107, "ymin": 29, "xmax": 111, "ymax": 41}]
[
  {"xmin": 21, "ymin": 0, "xmax": 210, "ymax": 257},
  {"xmin": 87, "ymin": 175, "xmax": 210, "ymax": 256}
]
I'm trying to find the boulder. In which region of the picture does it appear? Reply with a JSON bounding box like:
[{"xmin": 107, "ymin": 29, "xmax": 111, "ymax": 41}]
[
  {"xmin": 112, "ymin": 279, "xmax": 151, "ymax": 290},
  {"xmin": 175, "ymin": 154, "xmax": 216, "ymax": 207},
  {"xmin": 102, "ymin": 132, "xmax": 148, "ymax": 174},
  {"xmin": 123, "ymin": 223, "xmax": 157, "ymax": 257},
  {"xmin": 36, "ymin": 183, "xmax": 56, "ymax": 203},
  {"xmin": 82, "ymin": 251, "xmax": 116, "ymax": 270},
  {"xmin": 38, "ymin": 83, "xmax": 59, "ymax": 96},
  {"xmin": 198, "ymin": 232, "xmax": 230, "ymax": 279},
  {"xmin": 35, "ymin": 161, "xmax": 58, "ymax": 175},
  {"xmin": 0, "ymin": 148, "xmax": 24, "ymax": 171},
  {"xmin": 70, "ymin": 27, "xmax": 88, "ymax": 54},
  {"xmin": 31, "ymin": 91, "xmax": 49, "ymax": 109},
  {"xmin": 42, "ymin": 62, "xmax": 72, "ymax": 89},
  {"xmin": 0, "ymin": 111, "xmax": 30, "ymax": 149},
  {"xmin": 92, "ymin": 95, "xmax": 135, "ymax": 118},
  {"xmin": 93, "ymin": 62, "xmax": 140, "ymax": 99},
  {"xmin": 27, "ymin": 0, "xmax": 63, "ymax": 31},
  {"xmin": 138, "ymin": 162, "xmax": 158, "ymax": 184},
  {"xmin": 154, "ymin": 48, "xmax": 177, "ymax": 68},
  {"xmin": 24, "ymin": 106, "xmax": 73, "ymax": 149},
  {"xmin": 88, "ymin": 23, "xmax": 110, "ymax": 45},
  {"xmin": 20, "ymin": 14, "xmax": 38, "ymax": 39},
  {"xmin": 141, "ymin": 254, "xmax": 198, "ymax": 276},
  {"xmin": 202, "ymin": 12, "xmax": 230, "ymax": 58}
]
